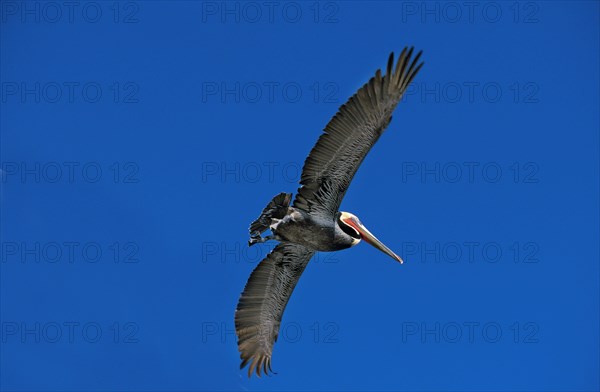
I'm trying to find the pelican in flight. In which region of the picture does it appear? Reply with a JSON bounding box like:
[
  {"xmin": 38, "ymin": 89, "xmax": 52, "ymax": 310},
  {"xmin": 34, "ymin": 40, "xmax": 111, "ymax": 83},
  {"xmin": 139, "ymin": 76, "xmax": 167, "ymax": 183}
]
[{"xmin": 235, "ymin": 47, "xmax": 424, "ymax": 377}]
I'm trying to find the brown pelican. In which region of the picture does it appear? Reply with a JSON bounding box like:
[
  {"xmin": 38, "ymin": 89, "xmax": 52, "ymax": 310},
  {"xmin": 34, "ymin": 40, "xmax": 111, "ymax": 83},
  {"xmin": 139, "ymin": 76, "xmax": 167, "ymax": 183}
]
[{"xmin": 235, "ymin": 47, "xmax": 424, "ymax": 377}]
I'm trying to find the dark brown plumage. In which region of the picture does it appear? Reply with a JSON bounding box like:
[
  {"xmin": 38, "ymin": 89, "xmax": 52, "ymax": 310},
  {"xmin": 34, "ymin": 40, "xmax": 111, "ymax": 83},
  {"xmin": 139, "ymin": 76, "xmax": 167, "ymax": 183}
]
[
  {"xmin": 235, "ymin": 243, "xmax": 314, "ymax": 377},
  {"xmin": 294, "ymin": 47, "xmax": 423, "ymax": 217}
]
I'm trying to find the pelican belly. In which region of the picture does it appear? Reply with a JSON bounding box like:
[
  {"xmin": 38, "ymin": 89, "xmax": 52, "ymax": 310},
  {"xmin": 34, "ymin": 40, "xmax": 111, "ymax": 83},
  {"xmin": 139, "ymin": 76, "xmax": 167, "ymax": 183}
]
[{"xmin": 272, "ymin": 208, "xmax": 354, "ymax": 252}]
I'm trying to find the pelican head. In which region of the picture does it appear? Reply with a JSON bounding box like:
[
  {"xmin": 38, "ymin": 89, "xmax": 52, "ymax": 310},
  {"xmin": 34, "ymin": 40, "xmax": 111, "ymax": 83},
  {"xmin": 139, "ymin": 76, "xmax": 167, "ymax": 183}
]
[{"xmin": 337, "ymin": 211, "xmax": 403, "ymax": 264}]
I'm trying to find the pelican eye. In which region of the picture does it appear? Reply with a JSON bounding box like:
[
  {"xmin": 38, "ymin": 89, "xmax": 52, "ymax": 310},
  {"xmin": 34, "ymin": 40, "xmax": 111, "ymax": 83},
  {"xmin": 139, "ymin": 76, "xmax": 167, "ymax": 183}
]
[{"xmin": 339, "ymin": 218, "xmax": 361, "ymax": 239}]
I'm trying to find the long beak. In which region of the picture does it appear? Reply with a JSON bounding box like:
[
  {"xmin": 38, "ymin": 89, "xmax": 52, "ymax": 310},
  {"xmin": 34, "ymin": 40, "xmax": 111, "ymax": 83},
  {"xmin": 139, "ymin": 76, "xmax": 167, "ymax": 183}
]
[{"xmin": 347, "ymin": 219, "xmax": 403, "ymax": 264}]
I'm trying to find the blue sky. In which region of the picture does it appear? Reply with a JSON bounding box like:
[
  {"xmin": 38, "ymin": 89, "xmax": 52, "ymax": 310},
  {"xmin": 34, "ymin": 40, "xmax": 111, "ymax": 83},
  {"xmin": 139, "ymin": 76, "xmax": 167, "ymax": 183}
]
[{"xmin": 1, "ymin": 1, "xmax": 599, "ymax": 391}]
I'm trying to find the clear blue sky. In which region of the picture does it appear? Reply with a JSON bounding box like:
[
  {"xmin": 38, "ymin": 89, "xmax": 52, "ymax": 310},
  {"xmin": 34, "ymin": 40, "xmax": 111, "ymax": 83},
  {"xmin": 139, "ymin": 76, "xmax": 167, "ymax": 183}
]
[{"xmin": 1, "ymin": 1, "xmax": 599, "ymax": 390}]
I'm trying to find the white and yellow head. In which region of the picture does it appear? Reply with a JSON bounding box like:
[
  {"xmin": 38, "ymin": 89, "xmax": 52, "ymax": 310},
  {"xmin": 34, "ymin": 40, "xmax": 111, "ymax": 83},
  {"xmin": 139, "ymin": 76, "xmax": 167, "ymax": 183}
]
[{"xmin": 337, "ymin": 211, "xmax": 403, "ymax": 263}]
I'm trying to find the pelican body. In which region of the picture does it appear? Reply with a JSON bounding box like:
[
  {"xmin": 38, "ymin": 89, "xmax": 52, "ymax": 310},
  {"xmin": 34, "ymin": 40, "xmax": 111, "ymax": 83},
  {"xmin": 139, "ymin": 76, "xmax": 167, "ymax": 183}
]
[
  {"xmin": 251, "ymin": 196, "xmax": 402, "ymax": 259},
  {"xmin": 272, "ymin": 209, "xmax": 359, "ymax": 252},
  {"xmin": 235, "ymin": 47, "xmax": 424, "ymax": 377}
]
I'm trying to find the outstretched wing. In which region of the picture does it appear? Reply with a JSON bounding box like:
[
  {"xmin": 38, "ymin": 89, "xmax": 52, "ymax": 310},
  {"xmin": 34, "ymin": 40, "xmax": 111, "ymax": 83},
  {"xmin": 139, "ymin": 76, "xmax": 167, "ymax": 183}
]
[
  {"xmin": 235, "ymin": 242, "xmax": 314, "ymax": 377},
  {"xmin": 294, "ymin": 47, "xmax": 424, "ymax": 218}
]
